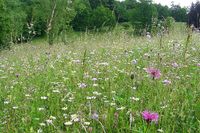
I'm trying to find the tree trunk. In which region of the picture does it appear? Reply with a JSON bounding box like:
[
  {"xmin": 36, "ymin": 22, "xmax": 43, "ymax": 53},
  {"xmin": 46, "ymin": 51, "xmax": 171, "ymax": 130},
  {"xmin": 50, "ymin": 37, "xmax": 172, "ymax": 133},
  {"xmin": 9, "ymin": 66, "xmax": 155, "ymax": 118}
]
[{"xmin": 47, "ymin": 1, "xmax": 57, "ymax": 45}]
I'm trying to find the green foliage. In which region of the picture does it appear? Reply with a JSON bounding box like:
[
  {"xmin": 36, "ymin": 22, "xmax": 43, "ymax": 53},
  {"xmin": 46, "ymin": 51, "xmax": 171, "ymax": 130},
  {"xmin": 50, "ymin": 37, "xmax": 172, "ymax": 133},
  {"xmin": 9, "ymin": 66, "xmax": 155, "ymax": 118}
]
[
  {"xmin": 120, "ymin": 22, "xmax": 132, "ymax": 30},
  {"xmin": 0, "ymin": 1, "xmax": 8, "ymax": 49},
  {"xmin": 164, "ymin": 17, "xmax": 175, "ymax": 31},
  {"xmin": 73, "ymin": 9, "xmax": 92, "ymax": 31},
  {"xmin": 151, "ymin": 16, "xmax": 175, "ymax": 36},
  {"xmin": 170, "ymin": 4, "xmax": 187, "ymax": 22},
  {"xmin": 0, "ymin": 0, "xmax": 26, "ymax": 49},
  {"xmin": 0, "ymin": 0, "xmax": 189, "ymax": 48},
  {"xmin": 92, "ymin": 6, "xmax": 116, "ymax": 30},
  {"xmin": 32, "ymin": 0, "xmax": 76, "ymax": 45},
  {"xmin": 72, "ymin": 0, "xmax": 92, "ymax": 31},
  {"xmin": 89, "ymin": 0, "xmax": 114, "ymax": 10},
  {"xmin": 151, "ymin": 17, "xmax": 159, "ymax": 36},
  {"xmin": 155, "ymin": 4, "xmax": 170, "ymax": 20},
  {"xmin": 129, "ymin": 1, "xmax": 158, "ymax": 34},
  {"xmin": 114, "ymin": 1, "xmax": 129, "ymax": 22},
  {"xmin": 124, "ymin": 0, "xmax": 137, "ymax": 9},
  {"xmin": 89, "ymin": 0, "xmax": 102, "ymax": 9},
  {"xmin": 72, "ymin": 4, "xmax": 116, "ymax": 31}
]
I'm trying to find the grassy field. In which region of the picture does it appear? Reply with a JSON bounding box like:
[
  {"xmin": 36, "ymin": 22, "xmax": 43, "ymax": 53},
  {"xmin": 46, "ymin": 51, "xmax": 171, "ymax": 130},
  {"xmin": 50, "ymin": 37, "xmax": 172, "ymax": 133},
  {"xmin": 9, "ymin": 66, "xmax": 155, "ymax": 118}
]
[{"xmin": 0, "ymin": 24, "xmax": 200, "ymax": 133}]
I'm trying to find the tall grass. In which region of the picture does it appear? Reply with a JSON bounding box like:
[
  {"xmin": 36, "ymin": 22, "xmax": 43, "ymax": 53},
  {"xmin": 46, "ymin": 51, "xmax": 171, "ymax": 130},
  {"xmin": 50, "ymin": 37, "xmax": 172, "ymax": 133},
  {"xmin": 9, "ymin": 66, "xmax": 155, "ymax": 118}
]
[{"xmin": 0, "ymin": 23, "xmax": 200, "ymax": 133}]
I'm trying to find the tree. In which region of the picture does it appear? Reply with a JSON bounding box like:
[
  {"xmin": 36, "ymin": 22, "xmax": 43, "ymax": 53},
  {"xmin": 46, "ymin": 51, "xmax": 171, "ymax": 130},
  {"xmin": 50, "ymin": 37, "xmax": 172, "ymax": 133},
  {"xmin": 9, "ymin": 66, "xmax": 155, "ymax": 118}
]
[
  {"xmin": 89, "ymin": 0, "xmax": 114, "ymax": 10},
  {"xmin": 155, "ymin": 4, "xmax": 170, "ymax": 20},
  {"xmin": 0, "ymin": 0, "xmax": 26, "ymax": 49},
  {"xmin": 114, "ymin": 1, "xmax": 129, "ymax": 22},
  {"xmin": 92, "ymin": 6, "xmax": 116, "ymax": 30},
  {"xmin": 89, "ymin": 0, "xmax": 102, "ymax": 9},
  {"xmin": 170, "ymin": 4, "xmax": 187, "ymax": 22},
  {"xmin": 72, "ymin": 3, "xmax": 92, "ymax": 31},
  {"xmin": 195, "ymin": 2, "xmax": 200, "ymax": 28},
  {"xmin": 32, "ymin": 0, "xmax": 75, "ymax": 45},
  {"xmin": 188, "ymin": 2, "xmax": 200, "ymax": 29},
  {"xmin": 129, "ymin": 0, "xmax": 157, "ymax": 34},
  {"xmin": 124, "ymin": 0, "xmax": 137, "ymax": 9},
  {"xmin": 102, "ymin": 0, "xmax": 115, "ymax": 10},
  {"xmin": 72, "ymin": 1, "xmax": 116, "ymax": 31},
  {"xmin": 71, "ymin": 0, "xmax": 92, "ymax": 31}
]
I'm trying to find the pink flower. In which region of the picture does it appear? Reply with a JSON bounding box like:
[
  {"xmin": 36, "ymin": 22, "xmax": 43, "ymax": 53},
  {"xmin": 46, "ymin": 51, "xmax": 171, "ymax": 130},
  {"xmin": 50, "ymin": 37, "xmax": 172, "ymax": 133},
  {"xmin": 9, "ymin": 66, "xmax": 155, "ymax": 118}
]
[
  {"xmin": 145, "ymin": 68, "xmax": 161, "ymax": 79},
  {"xmin": 197, "ymin": 63, "xmax": 200, "ymax": 67},
  {"xmin": 142, "ymin": 111, "xmax": 159, "ymax": 123}
]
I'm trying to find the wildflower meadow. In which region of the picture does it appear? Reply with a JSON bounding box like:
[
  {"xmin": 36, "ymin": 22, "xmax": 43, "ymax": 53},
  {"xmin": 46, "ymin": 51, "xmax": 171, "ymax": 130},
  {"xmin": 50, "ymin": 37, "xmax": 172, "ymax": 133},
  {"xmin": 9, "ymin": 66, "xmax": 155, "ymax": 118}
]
[{"xmin": 0, "ymin": 24, "xmax": 200, "ymax": 133}]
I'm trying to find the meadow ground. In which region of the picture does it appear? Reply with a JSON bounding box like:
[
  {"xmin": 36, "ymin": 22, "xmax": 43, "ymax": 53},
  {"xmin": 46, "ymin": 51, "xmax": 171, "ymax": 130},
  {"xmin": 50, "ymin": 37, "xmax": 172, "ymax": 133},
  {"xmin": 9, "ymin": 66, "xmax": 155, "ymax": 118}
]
[{"xmin": 0, "ymin": 24, "xmax": 200, "ymax": 132}]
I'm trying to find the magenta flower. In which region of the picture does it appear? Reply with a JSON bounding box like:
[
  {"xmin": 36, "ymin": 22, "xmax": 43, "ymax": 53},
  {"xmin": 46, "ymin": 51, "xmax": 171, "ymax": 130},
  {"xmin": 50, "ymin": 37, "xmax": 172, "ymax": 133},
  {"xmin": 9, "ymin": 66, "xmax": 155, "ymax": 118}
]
[
  {"xmin": 142, "ymin": 111, "xmax": 159, "ymax": 123},
  {"xmin": 145, "ymin": 68, "xmax": 161, "ymax": 79}
]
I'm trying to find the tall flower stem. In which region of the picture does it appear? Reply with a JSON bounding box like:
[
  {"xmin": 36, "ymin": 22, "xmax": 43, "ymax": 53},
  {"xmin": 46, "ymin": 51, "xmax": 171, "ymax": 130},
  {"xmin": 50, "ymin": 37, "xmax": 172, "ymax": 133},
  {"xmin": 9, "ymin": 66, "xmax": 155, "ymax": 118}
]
[{"xmin": 183, "ymin": 27, "xmax": 192, "ymax": 61}]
